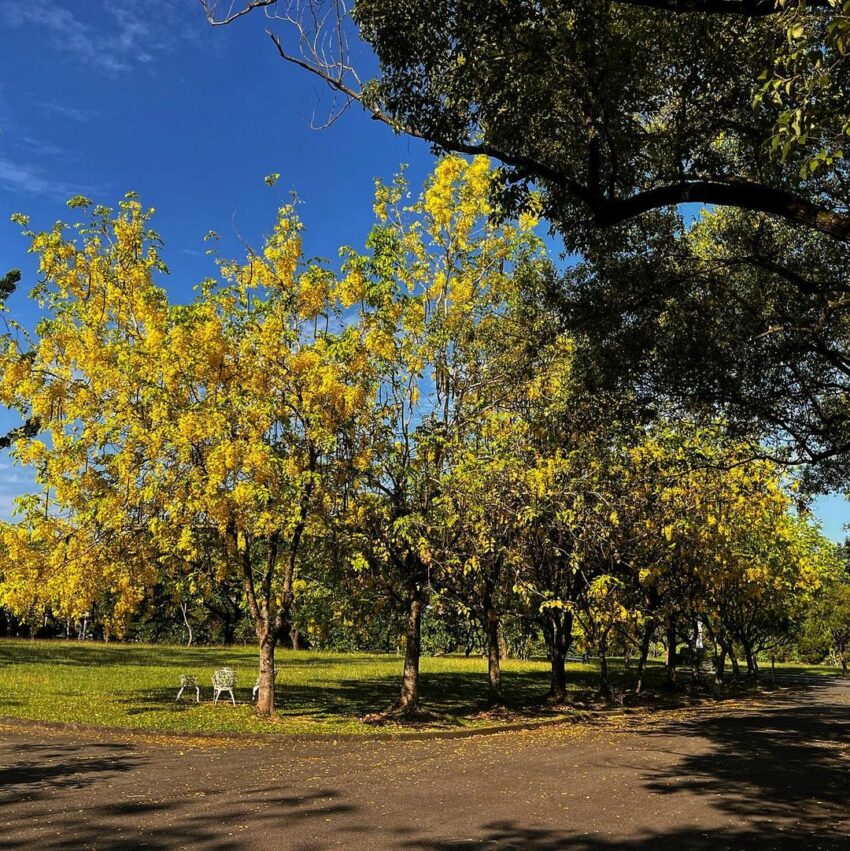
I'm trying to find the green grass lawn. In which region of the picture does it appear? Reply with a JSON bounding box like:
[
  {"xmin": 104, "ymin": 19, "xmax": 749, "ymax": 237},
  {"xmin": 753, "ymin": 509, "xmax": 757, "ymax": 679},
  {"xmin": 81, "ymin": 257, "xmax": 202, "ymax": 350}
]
[
  {"xmin": 0, "ymin": 640, "xmax": 569, "ymax": 736},
  {"xmin": 0, "ymin": 640, "xmax": 840, "ymax": 737}
]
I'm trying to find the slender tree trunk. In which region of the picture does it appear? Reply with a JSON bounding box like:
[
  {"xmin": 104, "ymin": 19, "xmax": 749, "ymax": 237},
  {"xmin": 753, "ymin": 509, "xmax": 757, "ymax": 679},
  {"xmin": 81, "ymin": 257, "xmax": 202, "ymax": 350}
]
[
  {"xmin": 255, "ymin": 632, "xmax": 278, "ymax": 717},
  {"xmin": 664, "ymin": 619, "xmax": 677, "ymax": 690},
  {"xmin": 838, "ymin": 643, "xmax": 848, "ymax": 676},
  {"xmin": 180, "ymin": 600, "xmax": 193, "ymax": 647},
  {"xmin": 689, "ymin": 637, "xmax": 700, "ymax": 685},
  {"xmin": 498, "ymin": 624, "xmax": 509, "ymax": 661},
  {"xmin": 543, "ymin": 609, "xmax": 572, "ymax": 702},
  {"xmin": 483, "ymin": 585, "xmax": 503, "ymax": 708},
  {"xmin": 598, "ymin": 634, "xmax": 613, "ymax": 700},
  {"xmin": 635, "ymin": 618, "xmax": 654, "ymax": 695},
  {"xmin": 395, "ymin": 582, "xmax": 424, "ymax": 714},
  {"xmin": 730, "ymin": 646, "xmax": 740, "ymax": 678},
  {"xmin": 290, "ymin": 628, "xmax": 302, "ymax": 650},
  {"xmin": 715, "ymin": 647, "xmax": 727, "ymax": 685},
  {"xmin": 743, "ymin": 641, "xmax": 759, "ymax": 678}
]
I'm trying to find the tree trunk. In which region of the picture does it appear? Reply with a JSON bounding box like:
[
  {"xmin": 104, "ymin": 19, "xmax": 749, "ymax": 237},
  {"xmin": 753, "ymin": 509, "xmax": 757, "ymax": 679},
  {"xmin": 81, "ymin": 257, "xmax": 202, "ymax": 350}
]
[
  {"xmin": 635, "ymin": 618, "xmax": 654, "ymax": 695},
  {"xmin": 543, "ymin": 609, "xmax": 572, "ymax": 702},
  {"xmin": 743, "ymin": 641, "xmax": 759, "ymax": 678},
  {"xmin": 715, "ymin": 647, "xmax": 727, "ymax": 685},
  {"xmin": 395, "ymin": 583, "xmax": 424, "ymax": 715},
  {"xmin": 730, "ymin": 646, "xmax": 740, "ymax": 678},
  {"xmin": 255, "ymin": 633, "xmax": 277, "ymax": 717},
  {"xmin": 598, "ymin": 635, "xmax": 613, "ymax": 700},
  {"xmin": 484, "ymin": 588, "xmax": 503, "ymax": 708},
  {"xmin": 180, "ymin": 600, "xmax": 193, "ymax": 647},
  {"xmin": 290, "ymin": 627, "xmax": 302, "ymax": 650},
  {"xmin": 689, "ymin": 637, "xmax": 700, "ymax": 685},
  {"xmin": 664, "ymin": 619, "xmax": 677, "ymax": 690}
]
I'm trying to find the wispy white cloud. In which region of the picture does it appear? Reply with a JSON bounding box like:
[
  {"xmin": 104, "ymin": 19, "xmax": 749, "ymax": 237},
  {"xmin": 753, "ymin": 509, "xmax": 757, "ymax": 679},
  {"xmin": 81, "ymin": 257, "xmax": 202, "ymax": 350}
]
[
  {"xmin": 36, "ymin": 101, "xmax": 100, "ymax": 124},
  {"xmin": 12, "ymin": 135, "xmax": 73, "ymax": 159},
  {"xmin": 0, "ymin": 0, "xmax": 128, "ymax": 72},
  {"xmin": 0, "ymin": 154, "xmax": 90, "ymax": 199},
  {"xmin": 0, "ymin": 1, "xmax": 202, "ymax": 73}
]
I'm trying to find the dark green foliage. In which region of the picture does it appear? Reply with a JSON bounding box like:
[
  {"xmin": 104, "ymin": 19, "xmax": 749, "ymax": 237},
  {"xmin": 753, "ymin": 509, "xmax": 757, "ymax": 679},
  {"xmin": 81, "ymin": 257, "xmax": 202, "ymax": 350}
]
[{"xmin": 0, "ymin": 269, "xmax": 20, "ymax": 302}]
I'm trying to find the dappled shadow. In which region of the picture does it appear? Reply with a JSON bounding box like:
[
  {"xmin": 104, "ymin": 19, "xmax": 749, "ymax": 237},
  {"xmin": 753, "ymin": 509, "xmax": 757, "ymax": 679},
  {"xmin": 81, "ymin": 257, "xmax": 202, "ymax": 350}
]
[
  {"xmin": 633, "ymin": 676, "xmax": 850, "ymax": 835},
  {"xmin": 0, "ymin": 771, "xmax": 355, "ymax": 850},
  {"xmin": 0, "ymin": 640, "xmax": 258, "ymax": 670},
  {"xmin": 2, "ymin": 678, "xmax": 849, "ymax": 849},
  {"xmin": 404, "ymin": 819, "xmax": 849, "ymax": 850},
  {"xmin": 0, "ymin": 742, "xmax": 140, "ymax": 805},
  {"xmin": 121, "ymin": 685, "xmax": 262, "ymax": 715},
  {"xmin": 112, "ymin": 664, "xmax": 825, "ymax": 729},
  {"xmin": 404, "ymin": 678, "xmax": 850, "ymax": 850},
  {"xmin": 0, "ymin": 639, "xmax": 438, "ymax": 671},
  {"xmin": 220, "ymin": 668, "xmax": 565, "ymax": 725}
]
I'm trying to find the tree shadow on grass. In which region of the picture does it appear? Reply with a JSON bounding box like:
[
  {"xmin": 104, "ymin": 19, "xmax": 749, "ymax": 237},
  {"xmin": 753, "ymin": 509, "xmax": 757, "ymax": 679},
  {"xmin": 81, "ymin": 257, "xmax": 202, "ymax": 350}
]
[
  {"xmin": 116, "ymin": 667, "xmax": 833, "ymax": 728},
  {"xmin": 120, "ymin": 668, "xmax": 561, "ymax": 725},
  {"xmin": 0, "ymin": 642, "xmax": 256, "ymax": 670},
  {"xmin": 0, "ymin": 640, "xmax": 424, "ymax": 671}
]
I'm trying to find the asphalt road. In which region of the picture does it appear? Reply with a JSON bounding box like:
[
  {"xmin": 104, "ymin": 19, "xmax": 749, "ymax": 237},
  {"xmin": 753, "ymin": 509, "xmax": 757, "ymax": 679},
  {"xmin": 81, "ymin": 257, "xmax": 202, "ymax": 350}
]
[{"xmin": 2, "ymin": 676, "xmax": 849, "ymax": 849}]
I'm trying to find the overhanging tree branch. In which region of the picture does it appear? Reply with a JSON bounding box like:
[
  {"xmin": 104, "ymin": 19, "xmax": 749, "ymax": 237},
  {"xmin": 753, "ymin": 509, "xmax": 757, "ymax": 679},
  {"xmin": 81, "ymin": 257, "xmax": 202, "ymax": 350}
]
[
  {"xmin": 205, "ymin": 0, "xmax": 850, "ymax": 244},
  {"xmin": 595, "ymin": 180, "xmax": 850, "ymax": 242},
  {"xmin": 612, "ymin": 0, "xmax": 830, "ymax": 15}
]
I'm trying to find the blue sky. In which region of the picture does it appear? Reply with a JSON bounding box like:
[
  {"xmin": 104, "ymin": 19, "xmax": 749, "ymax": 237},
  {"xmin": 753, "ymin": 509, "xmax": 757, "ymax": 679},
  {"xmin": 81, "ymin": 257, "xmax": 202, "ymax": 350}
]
[{"xmin": 0, "ymin": 1, "xmax": 846, "ymax": 540}]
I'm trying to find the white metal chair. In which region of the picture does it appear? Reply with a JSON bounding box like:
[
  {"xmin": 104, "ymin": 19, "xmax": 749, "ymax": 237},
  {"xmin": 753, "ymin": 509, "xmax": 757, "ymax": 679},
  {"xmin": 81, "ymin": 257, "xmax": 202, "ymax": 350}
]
[
  {"xmin": 252, "ymin": 669, "xmax": 278, "ymax": 701},
  {"xmin": 176, "ymin": 674, "xmax": 200, "ymax": 703},
  {"xmin": 212, "ymin": 667, "xmax": 236, "ymax": 705}
]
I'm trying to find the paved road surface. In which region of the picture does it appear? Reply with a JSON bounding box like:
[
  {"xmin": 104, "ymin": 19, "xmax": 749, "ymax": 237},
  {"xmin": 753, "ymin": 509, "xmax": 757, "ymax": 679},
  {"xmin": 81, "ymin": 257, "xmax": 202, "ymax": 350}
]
[{"xmin": 2, "ymin": 677, "xmax": 849, "ymax": 849}]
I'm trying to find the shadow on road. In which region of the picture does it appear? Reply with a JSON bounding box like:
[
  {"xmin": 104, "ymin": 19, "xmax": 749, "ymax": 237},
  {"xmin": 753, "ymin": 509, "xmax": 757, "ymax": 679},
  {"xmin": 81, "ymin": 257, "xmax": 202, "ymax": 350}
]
[
  {"xmin": 411, "ymin": 676, "xmax": 850, "ymax": 849},
  {"xmin": 405, "ymin": 819, "xmax": 849, "ymax": 850},
  {"xmin": 0, "ymin": 676, "xmax": 847, "ymax": 849},
  {"xmin": 0, "ymin": 741, "xmax": 139, "ymax": 806}
]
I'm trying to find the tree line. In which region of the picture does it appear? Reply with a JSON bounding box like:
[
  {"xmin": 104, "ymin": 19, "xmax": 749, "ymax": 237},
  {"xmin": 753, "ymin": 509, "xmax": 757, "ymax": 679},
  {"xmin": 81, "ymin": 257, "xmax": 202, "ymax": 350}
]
[{"xmin": 0, "ymin": 159, "xmax": 846, "ymax": 719}]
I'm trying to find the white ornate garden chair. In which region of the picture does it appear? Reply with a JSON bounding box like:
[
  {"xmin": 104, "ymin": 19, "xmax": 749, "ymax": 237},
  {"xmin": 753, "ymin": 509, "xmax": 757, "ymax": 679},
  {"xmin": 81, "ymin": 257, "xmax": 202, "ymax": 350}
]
[
  {"xmin": 212, "ymin": 667, "xmax": 237, "ymax": 705},
  {"xmin": 252, "ymin": 669, "xmax": 278, "ymax": 701},
  {"xmin": 176, "ymin": 674, "xmax": 200, "ymax": 703}
]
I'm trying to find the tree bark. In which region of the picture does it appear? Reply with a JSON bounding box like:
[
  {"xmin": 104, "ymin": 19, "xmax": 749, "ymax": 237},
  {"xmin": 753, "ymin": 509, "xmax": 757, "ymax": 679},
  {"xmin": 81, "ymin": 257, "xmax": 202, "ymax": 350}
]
[
  {"xmin": 543, "ymin": 609, "xmax": 573, "ymax": 702},
  {"xmin": 483, "ymin": 585, "xmax": 503, "ymax": 708},
  {"xmin": 730, "ymin": 646, "xmax": 741, "ymax": 678},
  {"xmin": 715, "ymin": 647, "xmax": 727, "ymax": 685},
  {"xmin": 290, "ymin": 627, "xmax": 302, "ymax": 650},
  {"xmin": 664, "ymin": 619, "xmax": 677, "ymax": 690},
  {"xmin": 395, "ymin": 582, "xmax": 424, "ymax": 714},
  {"xmin": 180, "ymin": 600, "xmax": 193, "ymax": 648},
  {"xmin": 598, "ymin": 635, "xmax": 613, "ymax": 701},
  {"xmin": 743, "ymin": 641, "xmax": 759, "ymax": 678},
  {"xmin": 255, "ymin": 632, "xmax": 277, "ymax": 717},
  {"xmin": 635, "ymin": 618, "xmax": 654, "ymax": 695}
]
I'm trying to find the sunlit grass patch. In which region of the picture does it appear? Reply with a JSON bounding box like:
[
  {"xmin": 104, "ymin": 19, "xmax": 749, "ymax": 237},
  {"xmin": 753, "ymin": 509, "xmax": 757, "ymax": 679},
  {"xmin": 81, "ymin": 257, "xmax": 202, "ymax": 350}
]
[{"xmin": 0, "ymin": 640, "xmax": 839, "ymax": 737}]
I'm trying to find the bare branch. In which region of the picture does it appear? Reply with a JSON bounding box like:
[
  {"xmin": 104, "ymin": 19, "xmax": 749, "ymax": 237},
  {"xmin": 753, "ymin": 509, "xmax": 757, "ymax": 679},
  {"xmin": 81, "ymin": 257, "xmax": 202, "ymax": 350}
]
[{"xmin": 199, "ymin": 0, "xmax": 279, "ymax": 26}]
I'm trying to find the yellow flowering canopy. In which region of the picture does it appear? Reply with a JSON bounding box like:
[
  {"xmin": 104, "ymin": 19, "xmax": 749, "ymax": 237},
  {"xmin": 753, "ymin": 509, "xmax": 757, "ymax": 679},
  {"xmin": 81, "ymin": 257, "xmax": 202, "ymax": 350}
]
[{"xmin": 0, "ymin": 194, "xmax": 373, "ymax": 634}]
